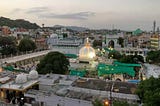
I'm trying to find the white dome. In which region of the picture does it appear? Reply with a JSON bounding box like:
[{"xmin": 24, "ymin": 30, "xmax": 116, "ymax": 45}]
[
  {"xmin": 79, "ymin": 46, "xmax": 96, "ymax": 58},
  {"xmin": 79, "ymin": 38, "xmax": 96, "ymax": 61},
  {"xmin": 50, "ymin": 33, "xmax": 58, "ymax": 38},
  {"xmin": 15, "ymin": 74, "xmax": 27, "ymax": 84},
  {"xmin": 28, "ymin": 70, "xmax": 38, "ymax": 80}
]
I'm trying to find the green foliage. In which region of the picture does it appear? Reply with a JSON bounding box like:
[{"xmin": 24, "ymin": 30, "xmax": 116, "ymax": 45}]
[
  {"xmin": 92, "ymin": 99, "xmax": 138, "ymax": 106},
  {"xmin": 93, "ymin": 40, "xmax": 102, "ymax": 47},
  {"xmin": 18, "ymin": 38, "xmax": 36, "ymax": 52},
  {"xmin": 92, "ymin": 99, "xmax": 103, "ymax": 106},
  {"xmin": 146, "ymin": 50, "xmax": 160, "ymax": 63},
  {"xmin": 0, "ymin": 17, "xmax": 39, "ymax": 29},
  {"xmin": 117, "ymin": 37, "xmax": 124, "ymax": 47},
  {"xmin": 119, "ymin": 54, "xmax": 144, "ymax": 63},
  {"xmin": 113, "ymin": 101, "xmax": 138, "ymax": 106},
  {"xmin": 108, "ymin": 51, "xmax": 121, "ymax": 59},
  {"xmin": 136, "ymin": 76, "xmax": 160, "ymax": 106},
  {"xmin": 36, "ymin": 52, "xmax": 70, "ymax": 74},
  {"xmin": 0, "ymin": 36, "xmax": 17, "ymax": 55}
]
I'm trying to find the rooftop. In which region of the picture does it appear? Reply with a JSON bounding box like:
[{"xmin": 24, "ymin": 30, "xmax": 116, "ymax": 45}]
[{"xmin": 0, "ymin": 80, "xmax": 38, "ymax": 91}]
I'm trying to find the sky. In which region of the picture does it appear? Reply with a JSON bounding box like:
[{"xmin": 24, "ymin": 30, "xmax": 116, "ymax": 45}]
[{"xmin": 1, "ymin": 0, "xmax": 160, "ymax": 31}]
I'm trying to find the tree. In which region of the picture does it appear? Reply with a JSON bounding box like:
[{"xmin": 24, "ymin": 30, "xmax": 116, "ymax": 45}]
[
  {"xmin": 93, "ymin": 40, "xmax": 102, "ymax": 48},
  {"xmin": 92, "ymin": 99, "xmax": 103, "ymax": 106},
  {"xmin": 0, "ymin": 36, "xmax": 17, "ymax": 55},
  {"xmin": 146, "ymin": 50, "xmax": 160, "ymax": 63},
  {"xmin": 113, "ymin": 101, "xmax": 138, "ymax": 106},
  {"xmin": 118, "ymin": 54, "xmax": 144, "ymax": 64},
  {"xmin": 36, "ymin": 51, "xmax": 70, "ymax": 74},
  {"xmin": 18, "ymin": 38, "xmax": 36, "ymax": 52},
  {"xmin": 117, "ymin": 37, "xmax": 124, "ymax": 47},
  {"xmin": 108, "ymin": 51, "xmax": 121, "ymax": 59},
  {"xmin": 136, "ymin": 76, "xmax": 160, "ymax": 106}
]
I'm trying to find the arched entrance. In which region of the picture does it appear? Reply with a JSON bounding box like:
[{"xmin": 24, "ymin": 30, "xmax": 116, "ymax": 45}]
[
  {"xmin": 116, "ymin": 78, "xmax": 122, "ymax": 81},
  {"xmin": 108, "ymin": 40, "xmax": 114, "ymax": 48}
]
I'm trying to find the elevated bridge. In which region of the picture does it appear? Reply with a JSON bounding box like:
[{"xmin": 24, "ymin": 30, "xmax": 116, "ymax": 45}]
[{"xmin": 0, "ymin": 50, "xmax": 51, "ymax": 67}]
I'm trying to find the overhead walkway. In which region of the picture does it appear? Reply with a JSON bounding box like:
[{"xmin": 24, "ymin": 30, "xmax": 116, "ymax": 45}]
[{"xmin": 0, "ymin": 50, "xmax": 51, "ymax": 64}]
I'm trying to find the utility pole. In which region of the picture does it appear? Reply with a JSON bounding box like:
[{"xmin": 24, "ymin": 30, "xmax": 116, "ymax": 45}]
[{"xmin": 110, "ymin": 82, "xmax": 114, "ymax": 106}]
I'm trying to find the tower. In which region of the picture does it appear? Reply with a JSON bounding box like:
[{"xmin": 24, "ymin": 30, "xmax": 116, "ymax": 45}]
[
  {"xmin": 153, "ymin": 21, "xmax": 156, "ymax": 34},
  {"xmin": 42, "ymin": 24, "xmax": 44, "ymax": 28}
]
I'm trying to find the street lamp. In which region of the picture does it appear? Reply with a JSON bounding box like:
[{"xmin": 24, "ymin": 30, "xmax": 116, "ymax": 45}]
[
  {"xmin": 104, "ymin": 100, "xmax": 109, "ymax": 106},
  {"xmin": 109, "ymin": 46, "xmax": 113, "ymax": 51}
]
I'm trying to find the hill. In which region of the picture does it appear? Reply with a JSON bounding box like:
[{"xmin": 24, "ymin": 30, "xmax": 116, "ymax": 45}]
[{"xmin": 0, "ymin": 17, "xmax": 40, "ymax": 29}]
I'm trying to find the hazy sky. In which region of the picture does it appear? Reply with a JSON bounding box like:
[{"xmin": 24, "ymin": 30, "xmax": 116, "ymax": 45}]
[{"xmin": 1, "ymin": 0, "xmax": 160, "ymax": 31}]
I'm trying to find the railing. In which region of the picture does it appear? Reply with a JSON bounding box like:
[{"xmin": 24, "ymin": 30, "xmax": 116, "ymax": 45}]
[{"xmin": 0, "ymin": 49, "xmax": 49, "ymax": 59}]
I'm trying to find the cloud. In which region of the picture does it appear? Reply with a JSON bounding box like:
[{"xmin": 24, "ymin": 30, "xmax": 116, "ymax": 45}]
[
  {"xmin": 26, "ymin": 7, "xmax": 49, "ymax": 14},
  {"xmin": 39, "ymin": 12, "xmax": 95, "ymax": 20},
  {"xmin": 11, "ymin": 7, "xmax": 48, "ymax": 14},
  {"xmin": 11, "ymin": 8, "xmax": 23, "ymax": 14},
  {"xmin": 11, "ymin": 6, "xmax": 95, "ymax": 20}
]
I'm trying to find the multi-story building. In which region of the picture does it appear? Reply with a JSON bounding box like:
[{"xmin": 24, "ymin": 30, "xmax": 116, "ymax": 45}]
[
  {"xmin": 150, "ymin": 34, "xmax": 160, "ymax": 49},
  {"xmin": 2, "ymin": 26, "xmax": 11, "ymax": 35},
  {"xmin": 116, "ymin": 47, "xmax": 149, "ymax": 62},
  {"xmin": 47, "ymin": 33, "xmax": 83, "ymax": 47},
  {"xmin": 35, "ymin": 38, "xmax": 48, "ymax": 51},
  {"xmin": 138, "ymin": 34, "xmax": 150, "ymax": 48},
  {"xmin": 47, "ymin": 33, "xmax": 83, "ymax": 54},
  {"xmin": 128, "ymin": 36, "xmax": 138, "ymax": 47},
  {"xmin": 55, "ymin": 27, "xmax": 70, "ymax": 38}
]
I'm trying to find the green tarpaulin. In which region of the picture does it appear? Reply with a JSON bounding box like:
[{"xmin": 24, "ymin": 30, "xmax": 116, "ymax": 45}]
[
  {"xmin": 97, "ymin": 63, "xmax": 135, "ymax": 77},
  {"xmin": 113, "ymin": 61, "xmax": 141, "ymax": 67},
  {"xmin": 65, "ymin": 54, "xmax": 78, "ymax": 58},
  {"xmin": 2, "ymin": 66, "xmax": 26, "ymax": 72},
  {"xmin": 2, "ymin": 66, "xmax": 14, "ymax": 71},
  {"xmin": 103, "ymin": 47, "xmax": 116, "ymax": 52},
  {"xmin": 69, "ymin": 70, "xmax": 86, "ymax": 77}
]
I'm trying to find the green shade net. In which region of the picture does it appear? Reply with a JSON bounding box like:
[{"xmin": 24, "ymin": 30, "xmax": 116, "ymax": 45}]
[
  {"xmin": 69, "ymin": 70, "xmax": 86, "ymax": 77},
  {"xmin": 97, "ymin": 63, "xmax": 135, "ymax": 77}
]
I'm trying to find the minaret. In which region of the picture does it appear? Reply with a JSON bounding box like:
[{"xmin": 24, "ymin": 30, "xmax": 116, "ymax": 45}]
[
  {"xmin": 153, "ymin": 21, "xmax": 156, "ymax": 34},
  {"xmin": 157, "ymin": 27, "xmax": 159, "ymax": 34}
]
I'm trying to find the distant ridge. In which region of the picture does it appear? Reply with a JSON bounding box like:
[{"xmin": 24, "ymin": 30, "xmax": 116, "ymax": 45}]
[
  {"xmin": 0, "ymin": 17, "xmax": 40, "ymax": 29},
  {"xmin": 53, "ymin": 25, "xmax": 89, "ymax": 32}
]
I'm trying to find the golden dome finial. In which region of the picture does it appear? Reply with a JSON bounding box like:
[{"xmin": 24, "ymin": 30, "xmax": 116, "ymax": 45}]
[
  {"xmin": 87, "ymin": 37, "xmax": 89, "ymax": 43},
  {"xmin": 85, "ymin": 37, "xmax": 90, "ymax": 46}
]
